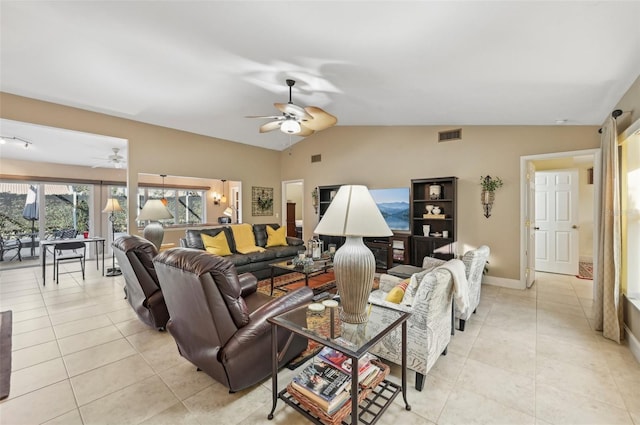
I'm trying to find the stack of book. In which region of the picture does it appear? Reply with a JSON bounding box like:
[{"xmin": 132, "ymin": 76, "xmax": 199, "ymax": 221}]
[{"xmin": 288, "ymin": 346, "xmax": 381, "ymax": 416}]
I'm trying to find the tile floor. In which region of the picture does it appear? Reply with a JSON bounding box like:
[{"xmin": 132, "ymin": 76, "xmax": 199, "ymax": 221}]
[{"xmin": 0, "ymin": 264, "xmax": 639, "ymax": 425}]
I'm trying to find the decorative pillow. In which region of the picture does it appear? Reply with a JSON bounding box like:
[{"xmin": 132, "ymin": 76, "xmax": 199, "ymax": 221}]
[
  {"xmin": 231, "ymin": 223, "xmax": 265, "ymax": 254},
  {"xmin": 385, "ymin": 279, "xmax": 410, "ymax": 304},
  {"xmin": 266, "ymin": 225, "xmax": 288, "ymax": 247},
  {"xmin": 201, "ymin": 232, "xmax": 232, "ymax": 256}
]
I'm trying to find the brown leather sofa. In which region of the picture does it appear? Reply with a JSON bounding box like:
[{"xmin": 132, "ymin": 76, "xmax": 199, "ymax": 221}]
[
  {"xmin": 113, "ymin": 235, "xmax": 170, "ymax": 330},
  {"xmin": 153, "ymin": 247, "xmax": 313, "ymax": 392}
]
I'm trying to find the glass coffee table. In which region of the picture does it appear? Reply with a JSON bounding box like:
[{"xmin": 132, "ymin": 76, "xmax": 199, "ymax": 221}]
[
  {"xmin": 269, "ymin": 258, "xmax": 333, "ymax": 296},
  {"xmin": 267, "ymin": 300, "xmax": 411, "ymax": 424}
]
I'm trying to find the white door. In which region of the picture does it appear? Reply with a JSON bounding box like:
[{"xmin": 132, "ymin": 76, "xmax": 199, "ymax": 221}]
[
  {"xmin": 526, "ymin": 162, "xmax": 536, "ymax": 287},
  {"xmin": 534, "ymin": 170, "xmax": 579, "ymax": 275}
]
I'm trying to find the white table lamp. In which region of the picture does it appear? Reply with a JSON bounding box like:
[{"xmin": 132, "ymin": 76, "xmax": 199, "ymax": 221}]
[
  {"xmin": 138, "ymin": 199, "xmax": 173, "ymax": 249},
  {"xmin": 314, "ymin": 185, "xmax": 392, "ymax": 323}
]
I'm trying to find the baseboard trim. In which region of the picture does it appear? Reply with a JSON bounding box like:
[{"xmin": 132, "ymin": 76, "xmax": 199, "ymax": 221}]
[
  {"xmin": 625, "ymin": 325, "xmax": 640, "ymax": 365},
  {"xmin": 482, "ymin": 276, "xmax": 525, "ymax": 290}
]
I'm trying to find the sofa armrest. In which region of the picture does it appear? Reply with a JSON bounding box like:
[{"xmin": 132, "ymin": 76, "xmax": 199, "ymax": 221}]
[
  {"xmin": 220, "ymin": 287, "xmax": 313, "ymax": 361},
  {"xmin": 238, "ymin": 272, "xmax": 258, "ymax": 297},
  {"xmin": 179, "ymin": 238, "xmax": 187, "ymax": 248}
]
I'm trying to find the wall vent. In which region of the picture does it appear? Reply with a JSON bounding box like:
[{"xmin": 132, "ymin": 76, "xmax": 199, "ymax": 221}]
[
  {"xmin": 438, "ymin": 129, "xmax": 462, "ymax": 142},
  {"xmin": 311, "ymin": 154, "xmax": 322, "ymax": 163}
]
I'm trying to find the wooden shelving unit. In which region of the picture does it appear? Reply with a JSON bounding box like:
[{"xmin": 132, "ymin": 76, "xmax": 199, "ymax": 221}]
[
  {"xmin": 410, "ymin": 177, "xmax": 457, "ymax": 264},
  {"xmin": 317, "ymin": 184, "xmax": 345, "ymax": 250}
]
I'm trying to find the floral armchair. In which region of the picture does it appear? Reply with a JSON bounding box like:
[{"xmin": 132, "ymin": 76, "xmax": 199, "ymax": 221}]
[
  {"xmin": 456, "ymin": 245, "xmax": 490, "ymax": 331},
  {"xmin": 367, "ymin": 265, "xmax": 454, "ymax": 391}
]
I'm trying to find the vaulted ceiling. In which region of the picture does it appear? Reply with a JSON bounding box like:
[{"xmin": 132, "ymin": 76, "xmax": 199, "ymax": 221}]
[{"xmin": 1, "ymin": 1, "xmax": 639, "ymax": 161}]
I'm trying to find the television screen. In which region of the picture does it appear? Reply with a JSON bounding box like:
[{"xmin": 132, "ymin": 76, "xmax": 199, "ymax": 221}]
[{"xmin": 369, "ymin": 187, "xmax": 410, "ymax": 232}]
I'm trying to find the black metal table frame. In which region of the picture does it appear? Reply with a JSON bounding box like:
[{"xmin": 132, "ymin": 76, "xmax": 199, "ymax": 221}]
[
  {"xmin": 268, "ymin": 304, "xmax": 411, "ymax": 424},
  {"xmin": 40, "ymin": 237, "xmax": 106, "ymax": 286}
]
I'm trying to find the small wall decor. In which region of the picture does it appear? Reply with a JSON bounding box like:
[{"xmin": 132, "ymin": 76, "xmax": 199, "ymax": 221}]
[
  {"xmin": 311, "ymin": 187, "xmax": 319, "ymax": 214},
  {"xmin": 480, "ymin": 175, "xmax": 504, "ymax": 218},
  {"xmin": 251, "ymin": 186, "xmax": 273, "ymax": 216}
]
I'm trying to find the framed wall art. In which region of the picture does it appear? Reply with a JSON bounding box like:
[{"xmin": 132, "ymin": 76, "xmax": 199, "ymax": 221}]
[{"xmin": 252, "ymin": 186, "xmax": 274, "ymax": 216}]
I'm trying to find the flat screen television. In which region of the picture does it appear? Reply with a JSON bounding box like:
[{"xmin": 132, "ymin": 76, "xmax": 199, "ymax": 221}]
[{"xmin": 369, "ymin": 187, "xmax": 410, "ymax": 232}]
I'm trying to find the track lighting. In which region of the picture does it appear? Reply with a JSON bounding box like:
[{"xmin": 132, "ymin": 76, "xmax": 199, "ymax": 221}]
[{"xmin": 0, "ymin": 136, "xmax": 32, "ymax": 149}]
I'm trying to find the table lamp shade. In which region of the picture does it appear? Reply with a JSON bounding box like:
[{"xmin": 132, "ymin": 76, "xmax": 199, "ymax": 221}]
[
  {"xmin": 314, "ymin": 185, "xmax": 392, "ymax": 237},
  {"xmin": 138, "ymin": 199, "xmax": 173, "ymax": 249},
  {"xmin": 138, "ymin": 199, "xmax": 174, "ymax": 221},
  {"xmin": 314, "ymin": 185, "xmax": 392, "ymax": 323},
  {"xmin": 223, "ymin": 207, "xmax": 233, "ymax": 217}
]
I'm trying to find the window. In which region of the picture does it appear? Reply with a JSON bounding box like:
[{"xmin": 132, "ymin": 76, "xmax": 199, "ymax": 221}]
[
  {"xmin": 622, "ymin": 124, "xmax": 640, "ymax": 302},
  {"xmin": 137, "ymin": 186, "xmax": 205, "ymax": 226}
]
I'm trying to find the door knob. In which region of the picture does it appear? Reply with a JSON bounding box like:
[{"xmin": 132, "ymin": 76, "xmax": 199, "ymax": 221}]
[
  {"xmin": 533, "ymin": 227, "xmax": 540, "ymax": 230},
  {"xmin": 572, "ymin": 225, "xmax": 579, "ymax": 229}
]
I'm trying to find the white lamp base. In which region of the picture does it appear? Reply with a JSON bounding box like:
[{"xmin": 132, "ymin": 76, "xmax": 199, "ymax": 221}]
[
  {"xmin": 334, "ymin": 236, "xmax": 376, "ymax": 324},
  {"xmin": 143, "ymin": 221, "xmax": 164, "ymax": 250}
]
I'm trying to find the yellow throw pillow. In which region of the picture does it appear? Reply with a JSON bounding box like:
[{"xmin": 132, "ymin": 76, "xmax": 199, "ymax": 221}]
[
  {"xmin": 266, "ymin": 225, "xmax": 288, "ymax": 247},
  {"xmin": 231, "ymin": 223, "xmax": 265, "ymax": 254},
  {"xmin": 201, "ymin": 232, "xmax": 232, "ymax": 256},
  {"xmin": 385, "ymin": 279, "xmax": 410, "ymax": 304}
]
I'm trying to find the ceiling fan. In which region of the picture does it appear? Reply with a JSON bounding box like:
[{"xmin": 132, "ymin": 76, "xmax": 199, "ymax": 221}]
[
  {"xmin": 91, "ymin": 147, "xmax": 126, "ymax": 169},
  {"xmin": 248, "ymin": 79, "xmax": 337, "ymax": 137}
]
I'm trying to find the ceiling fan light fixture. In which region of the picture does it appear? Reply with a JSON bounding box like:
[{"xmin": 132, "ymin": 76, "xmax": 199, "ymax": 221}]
[{"xmin": 281, "ymin": 120, "xmax": 301, "ymax": 134}]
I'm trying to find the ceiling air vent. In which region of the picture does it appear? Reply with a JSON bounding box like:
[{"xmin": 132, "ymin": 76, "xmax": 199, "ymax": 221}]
[
  {"xmin": 438, "ymin": 129, "xmax": 462, "ymax": 142},
  {"xmin": 311, "ymin": 154, "xmax": 322, "ymax": 163}
]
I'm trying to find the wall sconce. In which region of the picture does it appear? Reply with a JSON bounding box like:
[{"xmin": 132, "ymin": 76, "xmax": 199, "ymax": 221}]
[{"xmin": 480, "ymin": 175, "xmax": 504, "ymax": 218}]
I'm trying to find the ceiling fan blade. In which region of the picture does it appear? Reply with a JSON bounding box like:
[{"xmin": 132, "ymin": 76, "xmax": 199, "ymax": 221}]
[
  {"xmin": 297, "ymin": 124, "xmax": 315, "ymax": 137},
  {"xmin": 259, "ymin": 121, "xmax": 282, "ymax": 133},
  {"xmin": 274, "ymin": 103, "xmax": 312, "ymax": 120},
  {"xmin": 246, "ymin": 115, "xmax": 285, "ymax": 120},
  {"xmin": 303, "ymin": 106, "xmax": 338, "ymax": 131}
]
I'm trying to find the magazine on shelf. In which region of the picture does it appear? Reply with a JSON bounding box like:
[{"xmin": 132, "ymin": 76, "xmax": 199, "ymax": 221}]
[
  {"xmin": 289, "ymin": 381, "xmax": 350, "ymax": 415},
  {"xmin": 291, "ymin": 360, "xmax": 350, "ymax": 402},
  {"xmin": 317, "ymin": 346, "xmax": 377, "ymax": 382}
]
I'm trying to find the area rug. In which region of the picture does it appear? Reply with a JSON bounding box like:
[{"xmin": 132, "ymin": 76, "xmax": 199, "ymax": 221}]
[
  {"xmin": 257, "ymin": 271, "xmax": 336, "ymax": 297},
  {"xmin": 577, "ymin": 261, "xmax": 593, "ymax": 280},
  {"xmin": 0, "ymin": 310, "xmax": 12, "ymax": 400}
]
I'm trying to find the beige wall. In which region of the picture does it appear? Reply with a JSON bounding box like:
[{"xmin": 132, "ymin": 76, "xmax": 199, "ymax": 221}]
[
  {"xmin": 281, "ymin": 125, "xmax": 600, "ymax": 280},
  {"xmin": 0, "ymin": 93, "xmax": 284, "ymax": 240}
]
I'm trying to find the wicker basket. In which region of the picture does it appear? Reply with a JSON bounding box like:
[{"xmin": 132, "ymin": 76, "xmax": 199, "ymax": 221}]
[{"xmin": 286, "ymin": 359, "xmax": 390, "ymax": 425}]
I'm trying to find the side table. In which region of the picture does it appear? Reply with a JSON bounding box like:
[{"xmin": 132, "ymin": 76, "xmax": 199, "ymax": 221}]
[{"xmin": 268, "ymin": 301, "xmax": 411, "ymax": 424}]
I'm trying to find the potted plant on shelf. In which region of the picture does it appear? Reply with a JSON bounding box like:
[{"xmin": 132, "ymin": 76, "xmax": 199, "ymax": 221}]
[{"xmin": 480, "ymin": 175, "xmax": 503, "ymax": 218}]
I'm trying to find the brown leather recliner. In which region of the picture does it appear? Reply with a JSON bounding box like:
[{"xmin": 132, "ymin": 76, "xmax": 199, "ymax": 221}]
[
  {"xmin": 153, "ymin": 247, "xmax": 313, "ymax": 392},
  {"xmin": 113, "ymin": 235, "xmax": 170, "ymax": 330}
]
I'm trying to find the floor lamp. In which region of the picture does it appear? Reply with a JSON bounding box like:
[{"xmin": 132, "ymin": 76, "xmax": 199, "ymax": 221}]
[{"xmin": 102, "ymin": 198, "xmax": 123, "ymax": 277}]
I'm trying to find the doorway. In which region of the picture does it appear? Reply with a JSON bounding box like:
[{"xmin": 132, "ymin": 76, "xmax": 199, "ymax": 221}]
[
  {"xmin": 534, "ymin": 169, "xmax": 580, "ymax": 275},
  {"xmin": 520, "ymin": 149, "xmax": 600, "ymax": 288},
  {"xmin": 282, "ymin": 180, "xmax": 304, "ymax": 239}
]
